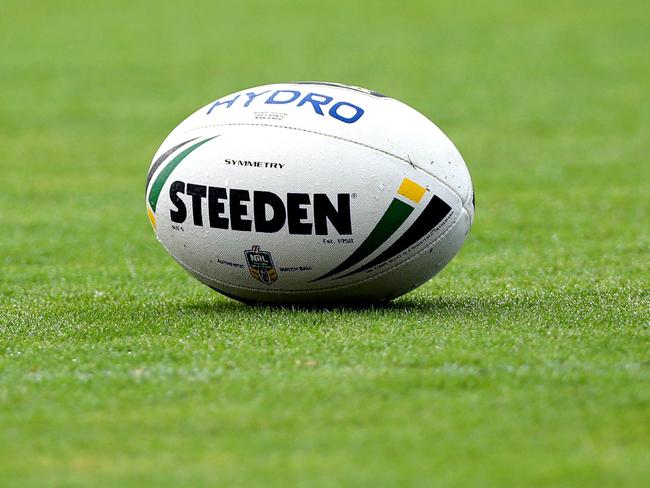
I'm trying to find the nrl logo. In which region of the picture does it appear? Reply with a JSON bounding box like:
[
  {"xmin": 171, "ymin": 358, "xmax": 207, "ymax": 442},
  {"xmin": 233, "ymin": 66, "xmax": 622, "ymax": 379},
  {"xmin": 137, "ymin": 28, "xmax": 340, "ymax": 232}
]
[{"xmin": 244, "ymin": 245, "xmax": 278, "ymax": 285}]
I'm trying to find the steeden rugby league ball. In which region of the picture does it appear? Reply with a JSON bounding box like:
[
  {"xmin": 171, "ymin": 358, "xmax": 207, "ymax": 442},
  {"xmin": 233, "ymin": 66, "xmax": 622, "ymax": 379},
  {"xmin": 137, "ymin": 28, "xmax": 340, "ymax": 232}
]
[{"xmin": 145, "ymin": 82, "xmax": 474, "ymax": 304}]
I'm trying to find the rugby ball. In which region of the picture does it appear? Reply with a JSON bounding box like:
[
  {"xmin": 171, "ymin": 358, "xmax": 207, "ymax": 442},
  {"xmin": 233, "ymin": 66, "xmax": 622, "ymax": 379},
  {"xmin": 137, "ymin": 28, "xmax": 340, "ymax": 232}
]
[{"xmin": 145, "ymin": 82, "xmax": 474, "ymax": 304}]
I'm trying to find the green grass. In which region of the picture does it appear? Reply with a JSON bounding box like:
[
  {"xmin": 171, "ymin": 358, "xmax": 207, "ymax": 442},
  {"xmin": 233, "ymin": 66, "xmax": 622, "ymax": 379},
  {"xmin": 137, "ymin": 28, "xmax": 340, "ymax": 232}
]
[{"xmin": 1, "ymin": 0, "xmax": 649, "ymax": 486}]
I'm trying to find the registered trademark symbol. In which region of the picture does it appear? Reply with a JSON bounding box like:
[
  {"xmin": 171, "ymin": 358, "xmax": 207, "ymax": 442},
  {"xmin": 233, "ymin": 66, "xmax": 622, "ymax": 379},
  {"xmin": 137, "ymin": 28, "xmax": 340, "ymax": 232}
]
[{"xmin": 351, "ymin": 193, "xmax": 357, "ymax": 199}]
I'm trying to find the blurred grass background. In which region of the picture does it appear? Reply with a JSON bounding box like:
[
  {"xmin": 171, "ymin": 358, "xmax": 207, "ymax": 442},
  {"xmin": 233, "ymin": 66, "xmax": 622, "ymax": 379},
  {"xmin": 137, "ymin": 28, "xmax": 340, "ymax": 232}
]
[{"xmin": 0, "ymin": 0, "xmax": 648, "ymax": 486}]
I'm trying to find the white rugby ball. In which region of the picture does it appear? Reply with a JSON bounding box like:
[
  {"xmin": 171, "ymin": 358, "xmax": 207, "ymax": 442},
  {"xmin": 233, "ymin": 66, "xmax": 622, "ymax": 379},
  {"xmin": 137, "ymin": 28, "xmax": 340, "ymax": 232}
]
[{"xmin": 146, "ymin": 82, "xmax": 474, "ymax": 304}]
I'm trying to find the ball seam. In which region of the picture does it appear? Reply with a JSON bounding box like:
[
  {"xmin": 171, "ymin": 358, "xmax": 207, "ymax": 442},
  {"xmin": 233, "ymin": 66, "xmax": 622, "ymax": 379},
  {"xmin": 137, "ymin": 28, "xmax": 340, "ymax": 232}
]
[
  {"xmin": 156, "ymin": 210, "xmax": 465, "ymax": 295},
  {"xmin": 173, "ymin": 122, "xmax": 468, "ymax": 203}
]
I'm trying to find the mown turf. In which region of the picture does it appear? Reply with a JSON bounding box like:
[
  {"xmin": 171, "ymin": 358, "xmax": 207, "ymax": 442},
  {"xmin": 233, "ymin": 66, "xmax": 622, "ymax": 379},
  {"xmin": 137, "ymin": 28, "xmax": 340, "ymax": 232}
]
[{"xmin": 0, "ymin": 0, "xmax": 648, "ymax": 486}]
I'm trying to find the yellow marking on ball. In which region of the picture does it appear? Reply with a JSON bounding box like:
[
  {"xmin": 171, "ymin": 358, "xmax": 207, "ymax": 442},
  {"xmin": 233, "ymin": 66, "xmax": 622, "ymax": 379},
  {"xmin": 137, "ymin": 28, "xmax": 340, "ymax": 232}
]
[
  {"xmin": 147, "ymin": 206, "xmax": 157, "ymax": 229},
  {"xmin": 398, "ymin": 178, "xmax": 426, "ymax": 203}
]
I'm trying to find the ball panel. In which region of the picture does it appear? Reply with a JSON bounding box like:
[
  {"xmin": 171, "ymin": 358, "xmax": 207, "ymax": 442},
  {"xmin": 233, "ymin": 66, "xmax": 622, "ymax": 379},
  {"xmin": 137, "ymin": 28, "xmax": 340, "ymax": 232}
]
[
  {"xmin": 161, "ymin": 82, "xmax": 473, "ymax": 203},
  {"xmin": 168, "ymin": 208, "xmax": 470, "ymax": 304}
]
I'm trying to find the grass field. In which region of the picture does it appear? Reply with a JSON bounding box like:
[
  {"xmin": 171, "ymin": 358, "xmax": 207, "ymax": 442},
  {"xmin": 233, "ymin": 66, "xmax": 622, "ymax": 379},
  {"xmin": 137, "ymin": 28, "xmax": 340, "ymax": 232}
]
[{"xmin": 1, "ymin": 0, "xmax": 649, "ymax": 486}]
